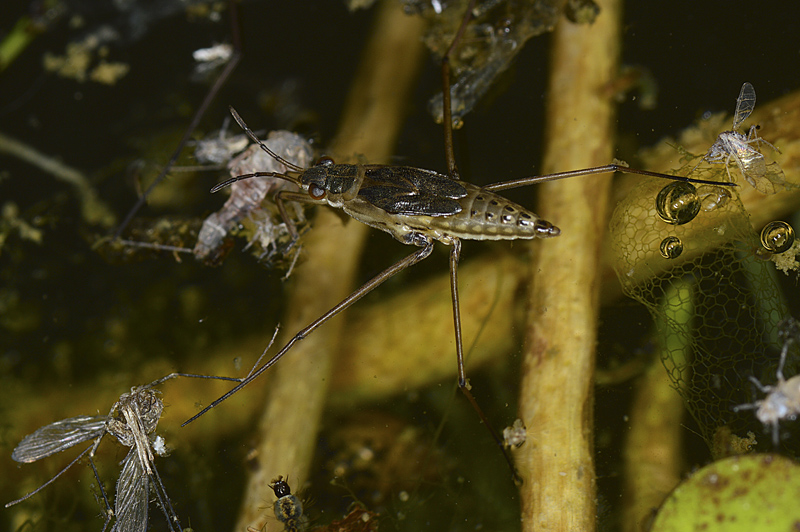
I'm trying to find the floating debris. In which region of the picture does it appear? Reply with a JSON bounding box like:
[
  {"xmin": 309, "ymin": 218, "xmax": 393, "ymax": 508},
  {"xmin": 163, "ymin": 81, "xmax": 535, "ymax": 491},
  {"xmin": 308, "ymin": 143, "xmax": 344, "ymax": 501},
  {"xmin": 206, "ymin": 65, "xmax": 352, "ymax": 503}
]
[
  {"xmin": 192, "ymin": 42, "xmax": 235, "ymax": 81},
  {"xmin": 193, "ymin": 130, "xmax": 313, "ymax": 266},
  {"xmin": 418, "ymin": 0, "xmax": 565, "ymax": 127},
  {"xmin": 610, "ymin": 158, "xmax": 790, "ymax": 453},
  {"xmin": 503, "ymin": 418, "xmax": 527, "ymax": 448}
]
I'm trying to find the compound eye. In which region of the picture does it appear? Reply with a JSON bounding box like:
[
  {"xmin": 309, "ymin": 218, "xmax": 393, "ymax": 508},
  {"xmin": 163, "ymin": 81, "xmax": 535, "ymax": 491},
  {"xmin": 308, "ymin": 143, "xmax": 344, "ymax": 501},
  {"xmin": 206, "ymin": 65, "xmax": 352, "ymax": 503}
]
[{"xmin": 308, "ymin": 184, "xmax": 326, "ymax": 199}]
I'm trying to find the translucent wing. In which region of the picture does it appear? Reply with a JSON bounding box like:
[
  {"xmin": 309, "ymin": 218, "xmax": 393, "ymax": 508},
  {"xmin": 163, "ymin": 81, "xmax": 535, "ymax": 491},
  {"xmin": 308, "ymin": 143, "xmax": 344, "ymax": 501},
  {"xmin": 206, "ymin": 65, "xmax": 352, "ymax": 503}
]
[
  {"xmin": 732, "ymin": 82, "xmax": 756, "ymax": 131},
  {"xmin": 11, "ymin": 415, "xmax": 108, "ymax": 463},
  {"xmin": 113, "ymin": 450, "xmax": 149, "ymax": 532},
  {"xmin": 742, "ymin": 158, "xmax": 786, "ymax": 195}
]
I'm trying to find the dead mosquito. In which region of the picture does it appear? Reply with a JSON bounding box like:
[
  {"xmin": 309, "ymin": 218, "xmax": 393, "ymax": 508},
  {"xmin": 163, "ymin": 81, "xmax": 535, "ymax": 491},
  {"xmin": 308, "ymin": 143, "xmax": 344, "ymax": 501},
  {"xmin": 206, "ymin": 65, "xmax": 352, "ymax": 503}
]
[{"xmin": 6, "ymin": 372, "xmax": 240, "ymax": 532}]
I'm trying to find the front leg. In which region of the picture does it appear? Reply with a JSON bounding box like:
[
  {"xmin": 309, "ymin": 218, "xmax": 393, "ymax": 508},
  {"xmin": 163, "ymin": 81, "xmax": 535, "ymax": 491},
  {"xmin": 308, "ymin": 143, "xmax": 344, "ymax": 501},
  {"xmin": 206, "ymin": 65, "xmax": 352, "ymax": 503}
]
[{"xmin": 274, "ymin": 189, "xmax": 325, "ymax": 243}]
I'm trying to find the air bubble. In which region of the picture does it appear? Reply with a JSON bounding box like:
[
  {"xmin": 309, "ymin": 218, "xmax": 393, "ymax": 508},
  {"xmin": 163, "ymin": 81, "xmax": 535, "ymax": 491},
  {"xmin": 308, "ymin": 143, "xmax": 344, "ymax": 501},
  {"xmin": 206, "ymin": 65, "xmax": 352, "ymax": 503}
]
[
  {"xmin": 760, "ymin": 221, "xmax": 795, "ymax": 254},
  {"xmin": 659, "ymin": 236, "xmax": 683, "ymax": 259},
  {"xmin": 655, "ymin": 182, "xmax": 701, "ymax": 225}
]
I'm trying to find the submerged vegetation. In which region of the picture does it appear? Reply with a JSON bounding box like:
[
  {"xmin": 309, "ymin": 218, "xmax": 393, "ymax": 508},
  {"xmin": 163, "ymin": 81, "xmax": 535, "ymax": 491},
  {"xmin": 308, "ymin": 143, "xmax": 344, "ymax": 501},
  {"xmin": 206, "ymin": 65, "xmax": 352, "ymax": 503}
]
[{"xmin": 1, "ymin": 1, "xmax": 800, "ymax": 531}]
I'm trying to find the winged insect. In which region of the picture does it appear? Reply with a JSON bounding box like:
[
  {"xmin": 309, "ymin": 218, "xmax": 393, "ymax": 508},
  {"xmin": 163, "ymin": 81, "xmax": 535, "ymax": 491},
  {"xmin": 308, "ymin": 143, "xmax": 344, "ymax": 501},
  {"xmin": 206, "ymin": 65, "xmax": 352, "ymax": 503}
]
[
  {"xmin": 6, "ymin": 372, "xmax": 240, "ymax": 532},
  {"xmin": 694, "ymin": 82, "xmax": 785, "ymax": 194}
]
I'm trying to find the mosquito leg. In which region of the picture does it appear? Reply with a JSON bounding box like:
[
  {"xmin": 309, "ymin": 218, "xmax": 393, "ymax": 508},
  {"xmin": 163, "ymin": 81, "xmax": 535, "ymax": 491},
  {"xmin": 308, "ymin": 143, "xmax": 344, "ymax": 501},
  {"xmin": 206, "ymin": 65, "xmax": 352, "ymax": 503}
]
[
  {"xmin": 89, "ymin": 456, "xmax": 114, "ymax": 532},
  {"xmin": 5, "ymin": 444, "xmax": 96, "ymax": 507},
  {"xmin": 243, "ymin": 325, "xmax": 281, "ymax": 379},
  {"xmin": 777, "ymin": 343, "xmax": 789, "ymax": 382},
  {"xmin": 731, "ymin": 400, "xmax": 758, "ymax": 412},
  {"xmin": 149, "ymin": 466, "xmax": 182, "ymax": 532},
  {"xmin": 448, "ymin": 238, "xmax": 522, "ymax": 483},
  {"xmin": 747, "ymin": 375, "xmax": 769, "ymax": 394},
  {"xmin": 146, "ymin": 371, "xmax": 245, "ymax": 390},
  {"xmin": 183, "ymin": 240, "xmax": 436, "ymax": 426},
  {"xmin": 281, "ymin": 243, "xmax": 303, "ymax": 281},
  {"xmin": 113, "ymin": 0, "xmax": 243, "ymax": 239}
]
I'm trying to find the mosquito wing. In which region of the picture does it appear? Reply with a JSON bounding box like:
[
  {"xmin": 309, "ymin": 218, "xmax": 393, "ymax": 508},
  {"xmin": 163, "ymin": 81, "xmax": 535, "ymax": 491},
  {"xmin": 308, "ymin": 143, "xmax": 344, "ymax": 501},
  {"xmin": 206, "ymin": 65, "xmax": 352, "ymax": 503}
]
[
  {"xmin": 11, "ymin": 415, "xmax": 108, "ymax": 463},
  {"xmin": 732, "ymin": 82, "xmax": 756, "ymax": 131},
  {"xmin": 113, "ymin": 449, "xmax": 149, "ymax": 532}
]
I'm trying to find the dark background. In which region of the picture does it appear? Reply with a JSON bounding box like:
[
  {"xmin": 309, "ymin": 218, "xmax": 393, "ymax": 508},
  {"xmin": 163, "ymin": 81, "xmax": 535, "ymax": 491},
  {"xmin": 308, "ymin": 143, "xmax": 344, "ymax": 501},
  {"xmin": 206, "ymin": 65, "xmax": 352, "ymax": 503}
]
[{"xmin": 1, "ymin": 1, "xmax": 799, "ymax": 531}]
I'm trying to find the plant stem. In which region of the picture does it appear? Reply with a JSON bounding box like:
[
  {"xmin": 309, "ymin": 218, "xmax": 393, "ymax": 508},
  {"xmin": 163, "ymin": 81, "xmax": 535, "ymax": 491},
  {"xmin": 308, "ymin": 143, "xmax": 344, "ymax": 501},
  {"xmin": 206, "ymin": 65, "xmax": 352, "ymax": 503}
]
[{"xmin": 517, "ymin": 0, "xmax": 622, "ymax": 529}]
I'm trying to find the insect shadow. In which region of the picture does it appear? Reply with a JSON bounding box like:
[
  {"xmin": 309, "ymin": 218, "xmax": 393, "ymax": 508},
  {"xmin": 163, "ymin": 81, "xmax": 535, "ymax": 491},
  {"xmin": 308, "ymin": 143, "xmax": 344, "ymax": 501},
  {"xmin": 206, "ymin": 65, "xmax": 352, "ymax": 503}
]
[{"xmin": 6, "ymin": 371, "xmax": 241, "ymax": 532}]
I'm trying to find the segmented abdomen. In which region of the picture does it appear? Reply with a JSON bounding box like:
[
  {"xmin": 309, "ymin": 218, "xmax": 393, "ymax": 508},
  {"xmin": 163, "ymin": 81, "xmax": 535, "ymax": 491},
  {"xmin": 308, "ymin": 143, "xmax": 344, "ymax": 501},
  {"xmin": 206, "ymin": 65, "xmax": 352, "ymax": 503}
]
[{"xmin": 429, "ymin": 185, "xmax": 560, "ymax": 241}]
